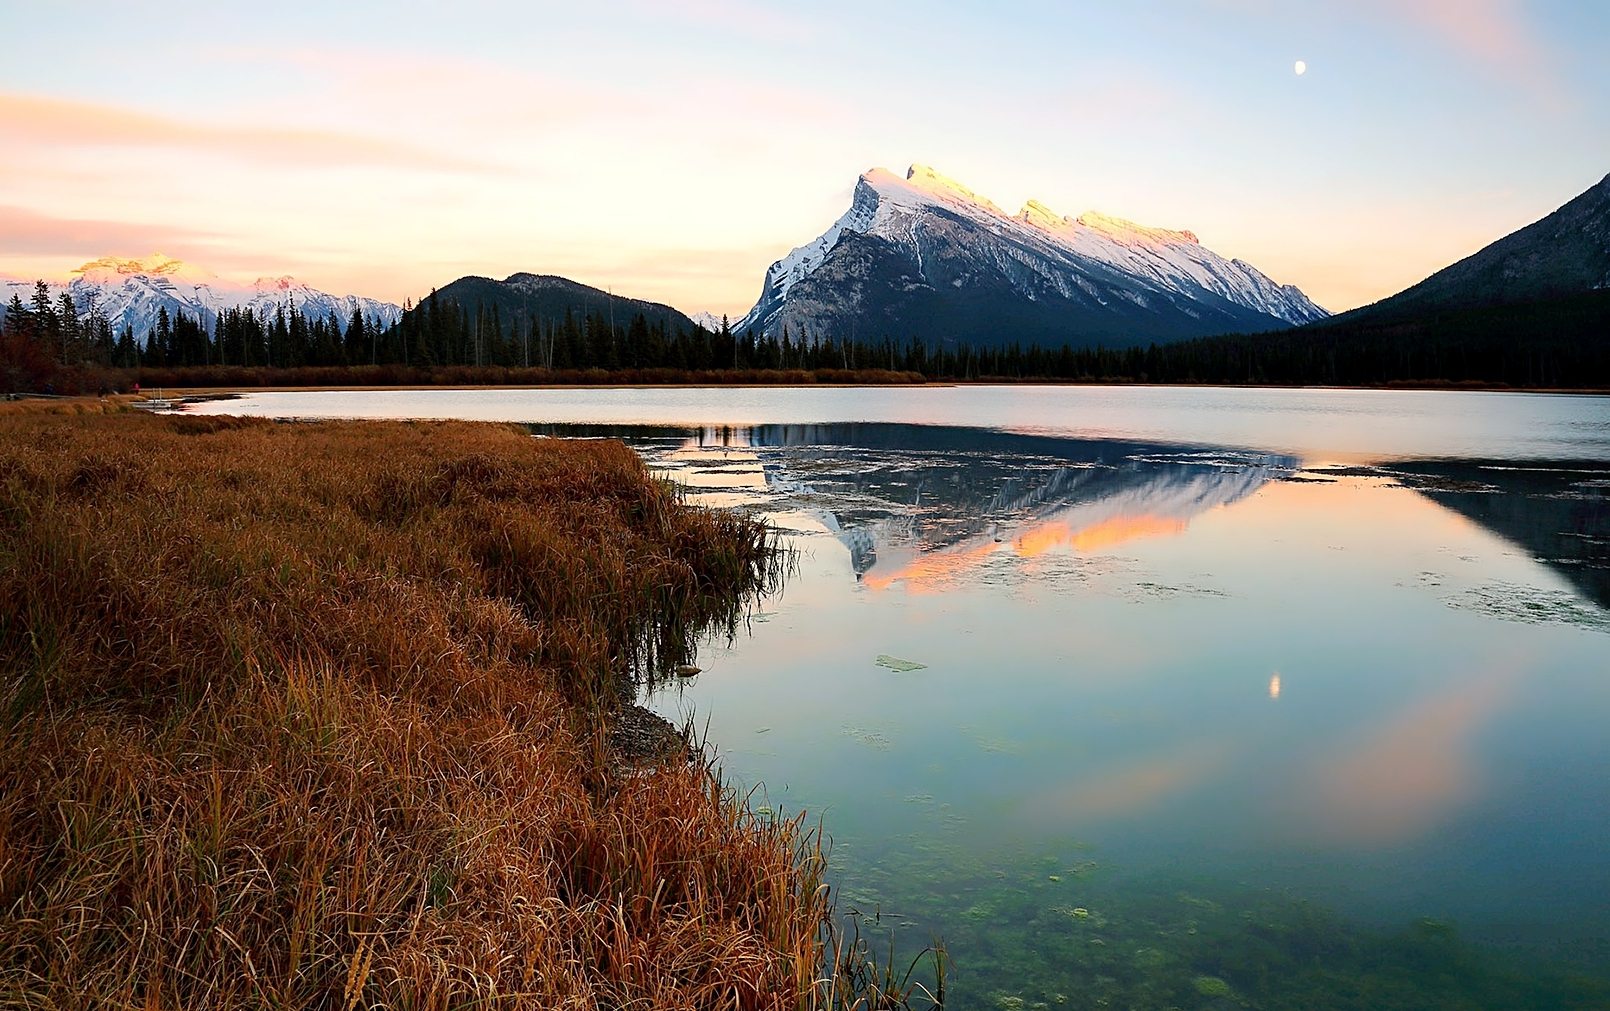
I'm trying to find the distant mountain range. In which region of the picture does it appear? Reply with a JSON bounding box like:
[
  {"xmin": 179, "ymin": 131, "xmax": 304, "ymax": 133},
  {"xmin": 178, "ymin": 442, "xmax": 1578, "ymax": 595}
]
[
  {"xmin": 735, "ymin": 165, "xmax": 1328, "ymax": 349},
  {"xmin": 18, "ymin": 166, "xmax": 1602, "ymax": 385},
  {"xmin": 0, "ymin": 254, "xmax": 401, "ymax": 341},
  {"xmin": 424, "ymin": 273, "xmax": 696, "ymax": 333}
]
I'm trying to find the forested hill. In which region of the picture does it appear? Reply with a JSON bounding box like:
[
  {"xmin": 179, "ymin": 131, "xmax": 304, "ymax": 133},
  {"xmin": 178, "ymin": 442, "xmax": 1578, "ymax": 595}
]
[
  {"xmin": 431, "ymin": 274, "xmax": 696, "ymax": 336},
  {"xmin": 386, "ymin": 274, "xmax": 721, "ymax": 371},
  {"xmin": 1101, "ymin": 288, "xmax": 1610, "ymax": 388}
]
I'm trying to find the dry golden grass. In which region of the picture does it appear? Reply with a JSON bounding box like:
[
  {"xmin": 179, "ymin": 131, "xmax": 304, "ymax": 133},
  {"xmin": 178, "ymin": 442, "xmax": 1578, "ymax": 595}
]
[
  {"xmin": 0, "ymin": 413, "xmax": 856, "ymax": 1009},
  {"xmin": 0, "ymin": 396, "xmax": 134, "ymax": 418}
]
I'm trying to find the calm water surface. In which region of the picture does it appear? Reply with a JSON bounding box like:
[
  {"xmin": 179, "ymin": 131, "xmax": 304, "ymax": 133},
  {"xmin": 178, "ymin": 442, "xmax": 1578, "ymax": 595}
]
[
  {"xmin": 197, "ymin": 387, "xmax": 1610, "ymax": 1008},
  {"xmin": 196, "ymin": 384, "xmax": 1610, "ymax": 462}
]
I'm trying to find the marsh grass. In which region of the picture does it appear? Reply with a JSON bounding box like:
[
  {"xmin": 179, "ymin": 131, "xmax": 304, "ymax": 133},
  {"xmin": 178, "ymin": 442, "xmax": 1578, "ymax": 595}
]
[
  {"xmin": 0, "ymin": 395, "xmax": 133, "ymax": 418},
  {"xmin": 820, "ymin": 912, "xmax": 948, "ymax": 1010},
  {"xmin": 0, "ymin": 413, "xmax": 901, "ymax": 1008}
]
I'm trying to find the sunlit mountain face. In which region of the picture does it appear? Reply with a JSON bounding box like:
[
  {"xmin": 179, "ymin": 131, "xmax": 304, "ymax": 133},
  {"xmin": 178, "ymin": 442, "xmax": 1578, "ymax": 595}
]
[{"xmin": 736, "ymin": 165, "xmax": 1328, "ymax": 350}]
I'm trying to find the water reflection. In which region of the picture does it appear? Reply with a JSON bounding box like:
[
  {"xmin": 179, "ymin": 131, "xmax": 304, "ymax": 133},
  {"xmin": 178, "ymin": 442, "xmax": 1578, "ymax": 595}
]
[
  {"xmin": 619, "ymin": 420, "xmax": 1610, "ymax": 1002},
  {"xmin": 617, "ymin": 422, "xmax": 1297, "ymax": 590},
  {"xmin": 1299, "ymin": 667, "xmax": 1518, "ymax": 847},
  {"xmin": 1382, "ymin": 460, "xmax": 1610, "ymax": 611}
]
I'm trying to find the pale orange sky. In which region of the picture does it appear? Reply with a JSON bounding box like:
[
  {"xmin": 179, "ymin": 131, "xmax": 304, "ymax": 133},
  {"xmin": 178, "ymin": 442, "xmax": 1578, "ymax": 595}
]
[{"xmin": 1, "ymin": 1, "xmax": 1605, "ymax": 318}]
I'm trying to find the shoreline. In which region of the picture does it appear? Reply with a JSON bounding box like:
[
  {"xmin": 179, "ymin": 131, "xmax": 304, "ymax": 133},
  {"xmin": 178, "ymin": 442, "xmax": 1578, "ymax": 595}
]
[{"xmin": 126, "ymin": 379, "xmax": 1610, "ymax": 397}]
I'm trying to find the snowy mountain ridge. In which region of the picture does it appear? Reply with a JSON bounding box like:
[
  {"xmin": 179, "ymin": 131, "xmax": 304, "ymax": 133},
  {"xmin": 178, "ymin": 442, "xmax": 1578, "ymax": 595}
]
[
  {"xmin": 688, "ymin": 311, "xmax": 727, "ymax": 332},
  {"xmin": 2, "ymin": 254, "xmax": 402, "ymax": 342},
  {"xmin": 737, "ymin": 165, "xmax": 1328, "ymax": 347}
]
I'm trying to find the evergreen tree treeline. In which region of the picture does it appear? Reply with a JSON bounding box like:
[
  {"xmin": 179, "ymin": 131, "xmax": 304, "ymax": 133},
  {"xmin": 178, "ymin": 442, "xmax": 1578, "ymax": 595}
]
[
  {"xmin": 369, "ymin": 288, "xmax": 1610, "ymax": 387},
  {"xmin": 5, "ymin": 284, "xmax": 1609, "ymax": 393}
]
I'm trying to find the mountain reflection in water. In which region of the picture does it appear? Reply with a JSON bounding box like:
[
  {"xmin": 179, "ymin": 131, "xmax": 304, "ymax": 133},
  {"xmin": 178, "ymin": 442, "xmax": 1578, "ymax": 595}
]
[
  {"xmin": 1383, "ymin": 460, "xmax": 1610, "ymax": 612},
  {"xmin": 590, "ymin": 422, "xmax": 1610, "ymax": 629},
  {"xmin": 644, "ymin": 422, "xmax": 1296, "ymax": 587}
]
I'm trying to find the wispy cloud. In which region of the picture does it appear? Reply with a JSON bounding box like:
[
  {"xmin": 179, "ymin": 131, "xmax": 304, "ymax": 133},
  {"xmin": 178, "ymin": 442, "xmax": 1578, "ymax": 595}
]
[
  {"xmin": 1351, "ymin": 0, "xmax": 1563, "ymax": 103},
  {"xmin": 0, "ymin": 92, "xmax": 486, "ymax": 172},
  {"xmin": 0, "ymin": 206, "xmax": 320, "ymax": 283},
  {"xmin": 1202, "ymin": 0, "xmax": 1555, "ymax": 94},
  {"xmin": 1381, "ymin": 0, "xmax": 1543, "ymax": 72},
  {"xmin": 0, "ymin": 205, "xmax": 217, "ymax": 258}
]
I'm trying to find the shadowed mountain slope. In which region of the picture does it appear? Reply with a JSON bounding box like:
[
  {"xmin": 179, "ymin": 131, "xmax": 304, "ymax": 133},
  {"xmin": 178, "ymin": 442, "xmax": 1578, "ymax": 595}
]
[
  {"xmin": 1127, "ymin": 174, "xmax": 1610, "ymax": 387},
  {"xmin": 1339, "ymin": 173, "xmax": 1610, "ymax": 324},
  {"xmin": 429, "ymin": 273, "xmax": 698, "ymax": 333}
]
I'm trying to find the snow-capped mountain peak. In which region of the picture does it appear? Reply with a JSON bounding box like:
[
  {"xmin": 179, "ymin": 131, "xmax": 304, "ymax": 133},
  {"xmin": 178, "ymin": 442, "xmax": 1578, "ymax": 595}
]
[
  {"xmin": 1017, "ymin": 199, "xmax": 1067, "ymax": 233},
  {"xmin": 902, "ymin": 164, "xmax": 1007, "ymax": 214},
  {"xmin": 3, "ymin": 254, "xmax": 402, "ymax": 342},
  {"xmin": 1073, "ymin": 211, "xmax": 1201, "ymax": 248},
  {"xmin": 74, "ymin": 253, "xmax": 216, "ymax": 283},
  {"xmin": 736, "ymin": 164, "xmax": 1327, "ymax": 347},
  {"xmin": 689, "ymin": 311, "xmax": 726, "ymax": 331}
]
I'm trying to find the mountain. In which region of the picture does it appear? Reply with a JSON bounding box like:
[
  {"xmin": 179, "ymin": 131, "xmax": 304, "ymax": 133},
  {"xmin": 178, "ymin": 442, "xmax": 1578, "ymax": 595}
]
[
  {"xmin": 0, "ymin": 254, "xmax": 402, "ymax": 342},
  {"xmin": 426, "ymin": 273, "xmax": 697, "ymax": 333},
  {"xmin": 735, "ymin": 165, "xmax": 1327, "ymax": 349},
  {"xmin": 1158, "ymin": 171, "xmax": 1610, "ymax": 388},
  {"xmin": 1336, "ymin": 172, "xmax": 1610, "ymax": 324}
]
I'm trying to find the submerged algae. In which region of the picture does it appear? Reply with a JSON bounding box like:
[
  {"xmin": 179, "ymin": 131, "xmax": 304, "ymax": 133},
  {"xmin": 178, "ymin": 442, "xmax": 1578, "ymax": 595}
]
[{"xmin": 832, "ymin": 845, "xmax": 1610, "ymax": 1010}]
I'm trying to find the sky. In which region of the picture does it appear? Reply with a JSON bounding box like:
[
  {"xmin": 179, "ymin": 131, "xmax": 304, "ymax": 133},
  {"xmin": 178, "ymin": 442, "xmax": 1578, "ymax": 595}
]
[{"xmin": 1, "ymin": 0, "xmax": 1607, "ymax": 317}]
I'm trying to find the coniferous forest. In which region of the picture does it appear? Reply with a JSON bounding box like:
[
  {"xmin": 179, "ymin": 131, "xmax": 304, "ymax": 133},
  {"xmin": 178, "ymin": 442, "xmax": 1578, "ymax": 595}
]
[{"xmin": 4, "ymin": 282, "xmax": 1609, "ymax": 395}]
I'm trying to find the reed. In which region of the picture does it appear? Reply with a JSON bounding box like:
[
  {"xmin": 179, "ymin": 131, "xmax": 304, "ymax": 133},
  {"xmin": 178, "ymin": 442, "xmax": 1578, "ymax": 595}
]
[{"xmin": 0, "ymin": 412, "xmax": 918, "ymax": 1009}]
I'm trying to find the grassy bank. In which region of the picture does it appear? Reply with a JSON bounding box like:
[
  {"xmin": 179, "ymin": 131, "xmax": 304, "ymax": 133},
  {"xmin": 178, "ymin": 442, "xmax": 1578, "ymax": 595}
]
[{"xmin": 0, "ymin": 412, "xmax": 866, "ymax": 1008}]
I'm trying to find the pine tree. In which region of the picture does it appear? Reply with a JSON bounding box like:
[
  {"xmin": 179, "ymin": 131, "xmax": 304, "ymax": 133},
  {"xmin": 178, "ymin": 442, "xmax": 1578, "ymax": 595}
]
[
  {"xmin": 30, "ymin": 282, "xmax": 61, "ymax": 365},
  {"xmin": 56, "ymin": 291, "xmax": 81, "ymax": 361},
  {"xmin": 147, "ymin": 306, "xmax": 171, "ymax": 367},
  {"xmin": 5, "ymin": 295, "xmax": 32, "ymax": 340},
  {"xmin": 347, "ymin": 308, "xmax": 368, "ymax": 365},
  {"xmin": 115, "ymin": 326, "xmax": 137, "ymax": 368}
]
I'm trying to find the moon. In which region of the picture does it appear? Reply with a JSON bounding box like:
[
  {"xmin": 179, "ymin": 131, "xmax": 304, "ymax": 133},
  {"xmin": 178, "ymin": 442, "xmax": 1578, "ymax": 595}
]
[{"xmin": 1295, "ymin": 60, "xmax": 1307, "ymax": 75}]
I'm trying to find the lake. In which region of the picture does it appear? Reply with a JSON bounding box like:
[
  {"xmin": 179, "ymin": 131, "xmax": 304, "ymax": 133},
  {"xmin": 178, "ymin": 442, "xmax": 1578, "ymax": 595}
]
[{"xmin": 195, "ymin": 386, "xmax": 1610, "ymax": 1008}]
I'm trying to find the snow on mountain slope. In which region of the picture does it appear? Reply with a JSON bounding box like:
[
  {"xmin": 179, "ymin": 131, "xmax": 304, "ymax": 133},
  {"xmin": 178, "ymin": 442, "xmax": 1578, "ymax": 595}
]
[
  {"xmin": 1, "ymin": 254, "xmax": 401, "ymax": 342},
  {"xmin": 737, "ymin": 166, "xmax": 1327, "ymax": 347}
]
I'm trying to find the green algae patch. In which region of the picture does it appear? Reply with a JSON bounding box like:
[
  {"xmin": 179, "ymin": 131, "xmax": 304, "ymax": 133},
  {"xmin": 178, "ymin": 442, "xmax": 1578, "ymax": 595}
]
[
  {"xmin": 876, "ymin": 654, "xmax": 929, "ymax": 671},
  {"xmin": 1194, "ymin": 975, "xmax": 1234, "ymax": 997}
]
